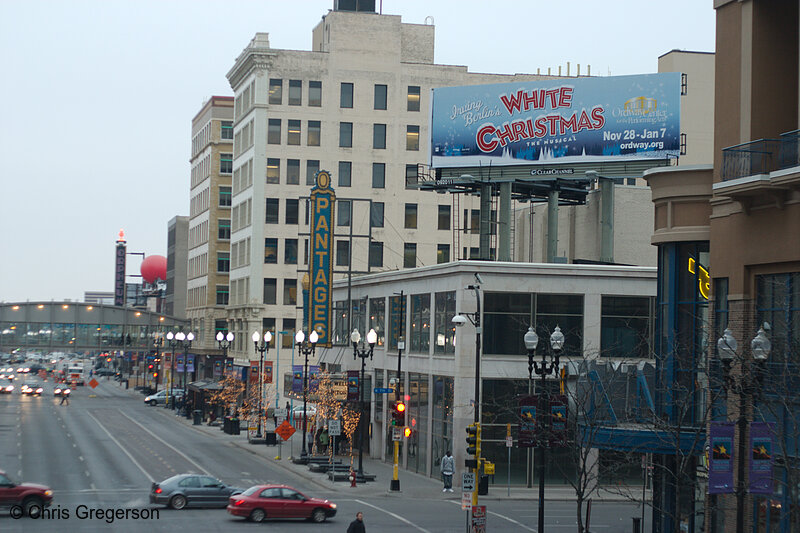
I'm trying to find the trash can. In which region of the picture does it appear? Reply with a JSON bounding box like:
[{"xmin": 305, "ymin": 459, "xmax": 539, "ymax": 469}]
[
  {"xmin": 193, "ymin": 410, "xmax": 202, "ymax": 426},
  {"xmin": 124, "ymin": 379, "xmax": 129, "ymax": 389},
  {"xmin": 478, "ymin": 474, "xmax": 489, "ymax": 495},
  {"xmin": 265, "ymin": 432, "xmax": 277, "ymax": 445},
  {"xmin": 223, "ymin": 416, "xmax": 231, "ymax": 434},
  {"xmin": 230, "ymin": 418, "xmax": 240, "ymax": 435}
]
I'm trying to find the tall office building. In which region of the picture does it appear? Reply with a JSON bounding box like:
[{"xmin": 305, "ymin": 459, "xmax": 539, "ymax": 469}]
[
  {"xmin": 166, "ymin": 215, "xmax": 189, "ymax": 319},
  {"xmin": 185, "ymin": 96, "xmax": 234, "ymax": 367},
  {"xmin": 223, "ymin": 6, "xmax": 568, "ymax": 387}
]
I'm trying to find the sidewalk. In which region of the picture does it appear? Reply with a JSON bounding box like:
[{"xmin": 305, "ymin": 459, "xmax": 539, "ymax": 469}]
[{"xmin": 116, "ymin": 377, "xmax": 643, "ymax": 503}]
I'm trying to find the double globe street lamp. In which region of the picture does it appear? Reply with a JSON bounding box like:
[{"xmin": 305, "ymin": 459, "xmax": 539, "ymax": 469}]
[
  {"xmin": 523, "ymin": 324, "xmax": 564, "ymax": 533},
  {"xmin": 295, "ymin": 329, "xmax": 319, "ymax": 459},
  {"xmin": 252, "ymin": 331, "xmax": 273, "ymax": 438},
  {"xmin": 351, "ymin": 328, "xmax": 378, "ymax": 479},
  {"xmin": 175, "ymin": 331, "xmax": 194, "ymax": 417}
]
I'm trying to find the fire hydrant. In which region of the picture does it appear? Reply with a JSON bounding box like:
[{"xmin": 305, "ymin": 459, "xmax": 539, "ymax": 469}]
[{"xmin": 349, "ymin": 468, "xmax": 357, "ymax": 488}]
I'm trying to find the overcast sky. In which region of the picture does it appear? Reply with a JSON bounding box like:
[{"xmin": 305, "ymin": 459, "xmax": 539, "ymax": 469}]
[{"xmin": 0, "ymin": 0, "xmax": 716, "ymax": 303}]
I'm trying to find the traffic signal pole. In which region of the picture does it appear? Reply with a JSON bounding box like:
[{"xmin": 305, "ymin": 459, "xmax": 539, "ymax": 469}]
[{"xmin": 390, "ymin": 290, "xmax": 404, "ymax": 492}]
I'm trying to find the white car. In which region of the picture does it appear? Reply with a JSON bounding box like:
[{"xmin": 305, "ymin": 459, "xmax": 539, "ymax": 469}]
[
  {"xmin": 291, "ymin": 404, "xmax": 317, "ymax": 418},
  {"xmin": 144, "ymin": 389, "xmax": 185, "ymax": 406}
]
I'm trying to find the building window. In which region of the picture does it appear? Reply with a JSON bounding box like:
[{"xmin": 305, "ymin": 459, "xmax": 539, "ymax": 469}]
[
  {"xmin": 219, "ymin": 186, "xmax": 232, "ymax": 207},
  {"xmin": 288, "ymin": 79, "xmax": 302, "ymax": 106},
  {"xmin": 406, "ymin": 125, "xmax": 420, "ymax": 151},
  {"xmin": 284, "ymin": 238, "xmax": 298, "ymax": 264},
  {"xmin": 214, "ymin": 319, "xmax": 228, "ymax": 335},
  {"xmin": 266, "ymin": 158, "xmax": 280, "ymax": 184},
  {"xmin": 372, "ymin": 162, "xmax": 385, "ymax": 188},
  {"xmin": 338, "ymin": 200, "xmax": 351, "ymax": 226},
  {"xmin": 265, "ymin": 198, "xmax": 279, "ymax": 224},
  {"xmin": 410, "ymin": 292, "xmax": 430, "ymax": 352},
  {"xmin": 756, "ymin": 272, "xmax": 800, "ymax": 357},
  {"xmin": 336, "ymin": 240, "xmax": 350, "ymax": 266},
  {"xmin": 221, "ymin": 121, "xmax": 233, "ymax": 140},
  {"xmin": 340, "ymin": 82, "xmax": 353, "ymax": 108},
  {"xmin": 309, "ymin": 81, "xmax": 322, "ymax": 107},
  {"xmin": 268, "ymin": 119, "xmax": 281, "ymax": 144},
  {"xmin": 437, "ymin": 244, "xmax": 450, "ymax": 264},
  {"xmin": 287, "ymin": 159, "xmax": 300, "ymax": 185},
  {"xmin": 304, "ymin": 238, "xmax": 309, "ymax": 265},
  {"xmin": 464, "ymin": 209, "xmax": 480, "ymax": 233},
  {"xmin": 216, "ymin": 285, "xmax": 229, "ymax": 305},
  {"xmin": 404, "ymin": 243, "xmax": 417, "ymax": 268},
  {"xmin": 306, "ymin": 160, "xmax": 320, "ymax": 185},
  {"xmin": 369, "ymin": 241, "xmax": 383, "ymax": 268},
  {"xmin": 263, "ymin": 278, "xmax": 277, "ymax": 305},
  {"xmin": 217, "ymin": 252, "xmax": 230, "ymax": 272},
  {"xmin": 264, "ymin": 238, "xmax": 278, "ymax": 264},
  {"xmin": 434, "ymin": 291, "xmax": 456, "ymax": 354},
  {"xmin": 286, "ymin": 199, "xmax": 299, "ymax": 224},
  {"xmin": 405, "ymin": 164, "xmax": 418, "ymax": 188},
  {"xmin": 338, "ymin": 161, "xmax": 352, "ymax": 187},
  {"xmin": 284, "ymin": 279, "xmax": 297, "ymax": 305},
  {"xmin": 405, "ymin": 203, "xmax": 418, "ymax": 229},
  {"xmin": 220, "ymin": 153, "xmax": 233, "ymax": 174},
  {"xmin": 374, "ymin": 84, "xmax": 387, "ymax": 110},
  {"xmin": 438, "ymin": 205, "xmax": 450, "ymax": 230},
  {"xmin": 373, "ymin": 124, "xmax": 386, "ymax": 149},
  {"xmin": 269, "ymin": 79, "xmax": 282, "ymax": 105},
  {"xmin": 339, "ymin": 122, "xmax": 353, "ymax": 148},
  {"xmin": 218, "ymin": 219, "xmax": 230, "ymax": 240},
  {"xmin": 407, "ymin": 85, "xmax": 420, "ymax": 111},
  {"xmin": 308, "ymin": 120, "xmax": 321, "ymax": 146},
  {"xmin": 287, "ymin": 119, "xmax": 301, "ymax": 145},
  {"xmin": 600, "ymin": 296, "xmax": 653, "ymax": 358},
  {"xmin": 370, "ymin": 202, "xmax": 384, "ymax": 228}
]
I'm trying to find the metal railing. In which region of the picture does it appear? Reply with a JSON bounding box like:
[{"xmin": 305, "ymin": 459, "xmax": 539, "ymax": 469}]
[{"xmin": 721, "ymin": 130, "xmax": 800, "ymax": 181}]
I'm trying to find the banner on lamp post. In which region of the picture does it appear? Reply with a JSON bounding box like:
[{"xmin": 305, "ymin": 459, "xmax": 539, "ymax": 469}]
[
  {"xmin": 250, "ymin": 361, "xmax": 259, "ymax": 383},
  {"xmin": 309, "ymin": 366, "xmax": 320, "ymax": 393},
  {"xmin": 292, "ymin": 365, "xmax": 303, "ymax": 393},
  {"xmin": 347, "ymin": 370, "xmax": 359, "ymax": 402},
  {"xmin": 749, "ymin": 421, "xmax": 775, "ymax": 495},
  {"xmin": 186, "ymin": 355, "xmax": 194, "ymax": 373},
  {"xmin": 264, "ymin": 361, "xmax": 273, "ymax": 384},
  {"xmin": 708, "ymin": 422, "xmax": 735, "ymax": 494},
  {"xmin": 518, "ymin": 395, "xmax": 538, "ymax": 448},
  {"xmin": 176, "ymin": 356, "xmax": 184, "ymax": 374},
  {"xmin": 549, "ymin": 394, "xmax": 568, "ymax": 447}
]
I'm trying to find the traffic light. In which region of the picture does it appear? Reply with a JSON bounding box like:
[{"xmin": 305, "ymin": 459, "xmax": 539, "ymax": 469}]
[
  {"xmin": 465, "ymin": 423, "xmax": 481, "ymax": 469},
  {"xmin": 403, "ymin": 426, "xmax": 412, "ymax": 438},
  {"xmin": 391, "ymin": 401, "xmax": 406, "ymax": 426}
]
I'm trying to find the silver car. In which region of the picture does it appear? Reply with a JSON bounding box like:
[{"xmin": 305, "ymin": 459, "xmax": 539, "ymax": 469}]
[{"xmin": 144, "ymin": 389, "xmax": 184, "ymax": 406}]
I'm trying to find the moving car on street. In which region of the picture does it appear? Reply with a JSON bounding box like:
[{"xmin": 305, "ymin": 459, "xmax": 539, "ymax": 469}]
[
  {"xmin": 227, "ymin": 484, "xmax": 337, "ymax": 523},
  {"xmin": 20, "ymin": 383, "xmax": 43, "ymax": 396},
  {"xmin": 0, "ymin": 469, "xmax": 53, "ymax": 516},
  {"xmin": 150, "ymin": 474, "xmax": 242, "ymax": 509},
  {"xmin": 53, "ymin": 386, "xmax": 70, "ymax": 397},
  {"xmin": 144, "ymin": 389, "xmax": 184, "ymax": 406}
]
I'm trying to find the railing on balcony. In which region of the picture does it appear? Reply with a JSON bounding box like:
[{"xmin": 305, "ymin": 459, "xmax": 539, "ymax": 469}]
[{"xmin": 721, "ymin": 130, "xmax": 800, "ymax": 181}]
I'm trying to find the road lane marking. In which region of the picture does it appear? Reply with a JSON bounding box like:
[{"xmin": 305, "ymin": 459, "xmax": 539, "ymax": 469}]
[
  {"xmin": 118, "ymin": 410, "xmax": 210, "ymax": 475},
  {"xmin": 447, "ymin": 500, "xmax": 536, "ymax": 532},
  {"xmin": 86, "ymin": 410, "xmax": 154, "ymax": 483},
  {"xmin": 354, "ymin": 499, "xmax": 431, "ymax": 533}
]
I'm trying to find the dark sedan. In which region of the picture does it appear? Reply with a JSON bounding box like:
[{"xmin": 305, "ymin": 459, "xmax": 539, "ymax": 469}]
[
  {"xmin": 227, "ymin": 484, "xmax": 337, "ymax": 523},
  {"xmin": 150, "ymin": 474, "xmax": 242, "ymax": 510}
]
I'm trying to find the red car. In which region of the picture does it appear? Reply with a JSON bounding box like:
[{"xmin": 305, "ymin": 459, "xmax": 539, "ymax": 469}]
[
  {"xmin": 0, "ymin": 470, "xmax": 53, "ymax": 516},
  {"xmin": 227, "ymin": 484, "xmax": 337, "ymax": 523}
]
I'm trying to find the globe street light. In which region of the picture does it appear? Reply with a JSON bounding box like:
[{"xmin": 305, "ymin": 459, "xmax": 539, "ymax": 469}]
[
  {"xmin": 716, "ymin": 325, "xmax": 771, "ymax": 533},
  {"xmin": 175, "ymin": 331, "xmax": 194, "ymax": 417},
  {"xmin": 252, "ymin": 330, "xmax": 272, "ymax": 438},
  {"xmin": 166, "ymin": 331, "xmax": 179, "ymax": 410},
  {"xmin": 295, "ymin": 329, "xmax": 319, "ymax": 459},
  {"xmin": 351, "ymin": 328, "xmax": 378, "ymax": 479}
]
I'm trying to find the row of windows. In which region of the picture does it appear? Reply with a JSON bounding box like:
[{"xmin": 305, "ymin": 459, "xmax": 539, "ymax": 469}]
[
  {"xmin": 234, "ymin": 120, "xmax": 254, "ymax": 158},
  {"xmin": 266, "ymin": 119, "xmax": 420, "ymax": 151},
  {"xmin": 231, "ymin": 198, "xmax": 252, "ymax": 233},
  {"xmin": 188, "ymin": 252, "xmax": 208, "ymax": 279},
  {"xmin": 190, "ymin": 153, "xmax": 211, "ymax": 189},
  {"xmin": 188, "ymin": 220, "xmax": 209, "ymax": 249},
  {"xmin": 263, "ymin": 158, "xmax": 419, "ymax": 189},
  {"xmin": 190, "ymin": 187, "xmax": 210, "ymax": 218},
  {"xmin": 187, "ymin": 286, "xmax": 207, "ymax": 309},
  {"xmin": 234, "ymin": 80, "xmax": 256, "ymax": 120},
  {"xmin": 230, "ymin": 277, "xmax": 250, "ymax": 306},
  {"xmin": 231, "ymin": 237, "xmax": 251, "ymax": 270},
  {"xmin": 262, "ymin": 278, "xmax": 298, "ymax": 306},
  {"xmin": 232, "ymin": 159, "xmax": 254, "ymax": 195},
  {"xmin": 268, "ymin": 79, "xmax": 421, "ymax": 112}
]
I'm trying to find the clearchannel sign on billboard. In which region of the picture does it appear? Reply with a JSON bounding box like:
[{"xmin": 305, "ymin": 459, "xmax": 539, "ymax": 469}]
[{"xmin": 430, "ymin": 72, "xmax": 681, "ymax": 168}]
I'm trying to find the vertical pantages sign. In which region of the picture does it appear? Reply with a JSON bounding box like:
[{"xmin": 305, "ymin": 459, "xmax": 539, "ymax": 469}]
[
  {"xmin": 114, "ymin": 231, "xmax": 126, "ymax": 306},
  {"xmin": 309, "ymin": 170, "xmax": 335, "ymax": 346}
]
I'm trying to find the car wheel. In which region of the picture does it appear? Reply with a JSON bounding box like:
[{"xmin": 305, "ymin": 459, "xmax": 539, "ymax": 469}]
[
  {"xmin": 169, "ymin": 494, "xmax": 187, "ymax": 510},
  {"xmin": 149, "ymin": 400, "xmax": 157, "ymax": 406},
  {"xmin": 311, "ymin": 508, "xmax": 327, "ymax": 523},
  {"xmin": 249, "ymin": 508, "xmax": 266, "ymax": 522},
  {"xmin": 23, "ymin": 497, "xmax": 43, "ymax": 518}
]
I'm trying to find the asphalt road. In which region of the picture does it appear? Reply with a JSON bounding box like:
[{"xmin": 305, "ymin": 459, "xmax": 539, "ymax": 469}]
[{"xmin": 0, "ymin": 375, "xmax": 645, "ymax": 532}]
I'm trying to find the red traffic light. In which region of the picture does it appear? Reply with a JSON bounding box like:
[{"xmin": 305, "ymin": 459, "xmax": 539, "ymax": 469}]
[{"xmin": 396, "ymin": 402, "xmax": 406, "ymax": 412}]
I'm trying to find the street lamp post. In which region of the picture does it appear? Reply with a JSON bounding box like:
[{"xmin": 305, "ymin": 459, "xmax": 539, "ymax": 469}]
[
  {"xmin": 351, "ymin": 328, "xmax": 377, "ymax": 478},
  {"xmin": 524, "ymin": 325, "xmax": 564, "ymax": 533},
  {"xmin": 166, "ymin": 332, "xmax": 179, "ymax": 410},
  {"xmin": 175, "ymin": 331, "xmax": 194, "ymax": 417},
  {"xmin": 153, "ymin": 335, "xmax": 163, "ymax": 390},
  {"xmin": 252, "ymin": 330, "xmax": 272, "ymax": 438},
  {"xmin": 295, "ymin": 329, "xmax": 319, "ymax": 459},
  {"xmin": 716, "ymin": 325, "xmax": 771, "ymax": 533},
  {"xmin": 216, "ymin": 331, "xmax": 234, "ymax": 361}
]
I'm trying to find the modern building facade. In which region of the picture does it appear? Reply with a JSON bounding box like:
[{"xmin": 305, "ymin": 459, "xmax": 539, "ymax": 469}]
[
  {"xmin": 645, "ymin": 1, "xmax": 800, "ymax": 531},
  {"xmin": 166, "ymin": 215, "xmax": 189, "ymax": 319},
  {"xmin": 185, "ymin": 96, "xmax": 234, "ymax": 375}
]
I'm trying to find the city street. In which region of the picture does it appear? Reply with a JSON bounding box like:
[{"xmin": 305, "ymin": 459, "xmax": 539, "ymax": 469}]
[{"xmin": 0, "ymin": 377, "xmax": 643, "ymax": 532}]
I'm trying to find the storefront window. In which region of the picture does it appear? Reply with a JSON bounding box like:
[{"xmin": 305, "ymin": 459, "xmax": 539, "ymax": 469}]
[
  {"xmin": 369, "ymin": 297, "xmax": 385, "ymax": 346},
  {"xmin": 410, "ymin": 293, "xmax": 430, "ymax": 354},
  {"xmin": 434, "ymin": 291, "xmax": 456, "ymax": 355}
]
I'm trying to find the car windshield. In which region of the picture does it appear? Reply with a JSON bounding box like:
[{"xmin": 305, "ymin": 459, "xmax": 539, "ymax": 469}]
[{"xmin": 242, "ymin": 486, "xmax": 261, "ymax": 496}]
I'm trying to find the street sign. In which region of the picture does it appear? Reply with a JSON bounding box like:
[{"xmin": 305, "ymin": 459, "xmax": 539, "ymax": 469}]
[
  {"xmin": 461, "ymin": 492, "xmax": 471, "ymax": 510},
  {"xmin": 374, "ymin": 387, "xmax": 394, "ymax": 394},
  {"xmin": 471, "ymin": 505, "xmax": 487, "ymax": 533},
  {"xmin": 274, "ymin": 408, "xmax": 288, "ymax": 418},
  {"xmin": 462, "ymin": 472, "xmax": 475, "ymax": 492},
  {"xmin": 328, "ymin": 419, "xmax": 341, "ymax": 436},
  {"xmin": 88, "ymin": 378, "xmax": 99, "ymax": 389},
  {"xmin": 392, "ymin": 427, "xmax": 402, "ymax": 441},
  {"xmin": 505, "ymin": 436, "xmax": 513, "ymax": 448},
  {"xmin": 275, "ymin": 420, "xmax": 296, "ymax": 441}
]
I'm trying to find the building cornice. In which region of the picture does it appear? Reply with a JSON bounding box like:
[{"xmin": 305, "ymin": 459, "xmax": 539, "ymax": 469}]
[{"xmin": 226, "ymin": 48, "xmax": 276, "ymax": 90}]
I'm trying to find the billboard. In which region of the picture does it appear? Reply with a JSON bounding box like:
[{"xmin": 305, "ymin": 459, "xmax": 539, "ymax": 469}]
[
  {"xmin": 430, "ymin": 73, "xmax": 680, "ymax": 168},
  {"xmin": 309, "ymin": 170, "xmax": 335, "ymax": 346}
]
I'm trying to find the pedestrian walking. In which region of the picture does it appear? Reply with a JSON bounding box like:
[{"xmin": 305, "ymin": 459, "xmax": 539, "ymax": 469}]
[
  {"xmin": 60, "ymin": 390, "xmax": 70, "ymax": 406},
  {"xmin": 346, "ymin": 511, "xmax": 365, "ymax": 533},
  {"xmin": 320, "ymin": 427, "xmax": 329, "ymax": 454},
  {"xmin": 441, "ymin": 450, "xmax": 455, "ymax": 492}
]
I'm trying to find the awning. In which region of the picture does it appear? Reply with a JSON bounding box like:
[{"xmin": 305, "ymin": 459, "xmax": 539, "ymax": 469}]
[{"xmin": 187, "ymin": 379, "xmax": 223, "ymax": 393}]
